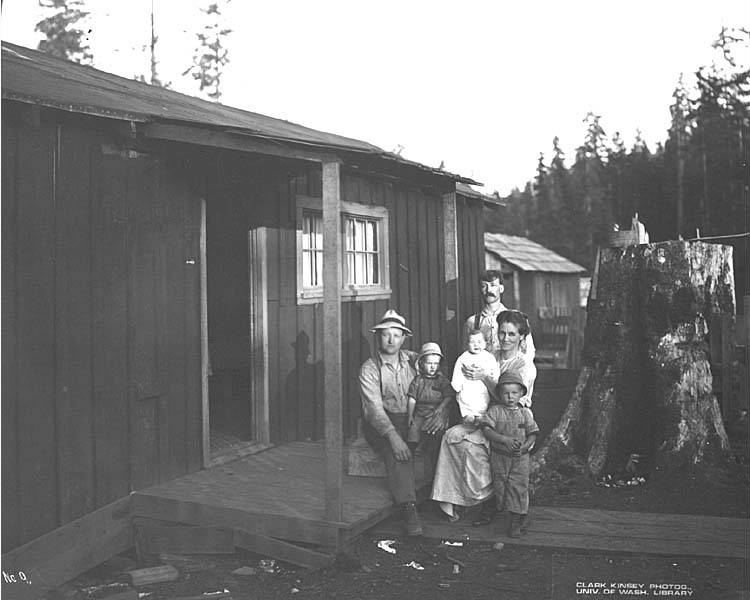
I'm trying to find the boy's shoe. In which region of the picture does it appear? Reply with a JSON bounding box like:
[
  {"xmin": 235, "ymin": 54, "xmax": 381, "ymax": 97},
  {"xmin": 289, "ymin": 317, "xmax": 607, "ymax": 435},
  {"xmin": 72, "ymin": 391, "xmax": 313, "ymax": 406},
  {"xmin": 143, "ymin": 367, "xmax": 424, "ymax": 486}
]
[
  {"xmin": 402, "ymin": 501, "xmax": 423, "ymax": 536},
  {"xmin": 508, "ymin": 513, "xmax": 522, "ymax": 538},
  {"xmin": 520, "ymin": 512, "xmax": 530, "ymax": 535}
]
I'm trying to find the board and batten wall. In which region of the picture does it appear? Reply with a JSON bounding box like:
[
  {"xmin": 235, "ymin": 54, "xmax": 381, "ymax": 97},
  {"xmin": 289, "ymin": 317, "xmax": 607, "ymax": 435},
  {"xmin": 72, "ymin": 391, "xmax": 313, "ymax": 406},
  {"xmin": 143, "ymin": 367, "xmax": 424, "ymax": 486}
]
[
  {"xmin": 1, "ymin": 107, "xmax": 203, "ymax": 551},
  {"xmin": 207, "ymin": 159, "xmax": 486, "ymax": 445},
  {"xmin": 2, "ymin": 103, "xmax": 486, "ymax": 552}
]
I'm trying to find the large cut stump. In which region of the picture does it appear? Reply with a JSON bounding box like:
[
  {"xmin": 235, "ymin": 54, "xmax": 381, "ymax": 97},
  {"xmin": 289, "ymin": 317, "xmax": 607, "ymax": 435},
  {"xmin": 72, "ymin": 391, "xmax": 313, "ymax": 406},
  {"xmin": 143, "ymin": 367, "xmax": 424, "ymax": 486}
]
[{"xmin": 533, "ymin": 241, "xmax": 735, "ymax": 478}]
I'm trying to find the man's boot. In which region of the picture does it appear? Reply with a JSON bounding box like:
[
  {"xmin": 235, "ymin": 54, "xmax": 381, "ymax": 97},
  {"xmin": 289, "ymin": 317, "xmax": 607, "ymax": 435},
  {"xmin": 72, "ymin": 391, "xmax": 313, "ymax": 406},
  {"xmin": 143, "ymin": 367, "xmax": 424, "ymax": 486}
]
[
  {"xmin": 508, "ymin": 512, "xmax": 522, "ymax": 538},
  {"xmin": 472, "ymin": 499, "xmax": 496, "ymax": 527},
  {"xmin": 520, "ymin": 512, "xmax": 530, "ymax": 535},
  {"xmin": 402, "ymin": 501, "xmax": 423, "ymax": 536}
]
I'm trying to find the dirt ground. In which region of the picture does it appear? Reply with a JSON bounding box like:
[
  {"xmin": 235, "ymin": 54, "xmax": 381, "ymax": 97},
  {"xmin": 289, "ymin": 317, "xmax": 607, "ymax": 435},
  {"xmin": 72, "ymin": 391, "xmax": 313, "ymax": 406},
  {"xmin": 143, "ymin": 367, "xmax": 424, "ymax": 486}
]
[
  {"xmin": 49, "ymin": 377, "xmax": 749, "ymax": 600},
  {"xmin": 52, "ymin": 453, "xmax": 749, "ymax": 600}
]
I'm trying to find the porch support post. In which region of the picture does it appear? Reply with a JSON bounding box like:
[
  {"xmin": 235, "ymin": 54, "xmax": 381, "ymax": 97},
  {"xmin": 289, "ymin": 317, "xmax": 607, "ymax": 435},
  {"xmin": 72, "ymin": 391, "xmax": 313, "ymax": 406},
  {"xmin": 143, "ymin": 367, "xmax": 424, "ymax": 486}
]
[
  {"xmin": 442, "ymin": 189, "xmax": 461, "ymax": 359},
  {"xmin": 322, "ymin": 160, "xmax": 343, "ymax": 524}
]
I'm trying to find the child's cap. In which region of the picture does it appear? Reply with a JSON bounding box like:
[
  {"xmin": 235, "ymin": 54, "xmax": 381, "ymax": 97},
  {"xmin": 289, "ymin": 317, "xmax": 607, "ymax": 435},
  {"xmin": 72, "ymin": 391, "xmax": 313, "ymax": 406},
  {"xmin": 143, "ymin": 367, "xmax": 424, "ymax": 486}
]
[
  {"xmin": 417, "ymin": 342, "xmax": 443, "ymax": 362},
  {"xmin": 496, "ymin": 371, "xmax": 528, "ymax": 396}
]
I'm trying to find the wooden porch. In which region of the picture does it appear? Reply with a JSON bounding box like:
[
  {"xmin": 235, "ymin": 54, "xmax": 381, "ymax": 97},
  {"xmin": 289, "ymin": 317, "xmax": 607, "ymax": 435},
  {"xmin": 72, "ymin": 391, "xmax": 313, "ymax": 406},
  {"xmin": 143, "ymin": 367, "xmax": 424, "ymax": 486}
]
[{"xmin": 131, "ymin": 441, "xmax": 426, "ymax": 568}]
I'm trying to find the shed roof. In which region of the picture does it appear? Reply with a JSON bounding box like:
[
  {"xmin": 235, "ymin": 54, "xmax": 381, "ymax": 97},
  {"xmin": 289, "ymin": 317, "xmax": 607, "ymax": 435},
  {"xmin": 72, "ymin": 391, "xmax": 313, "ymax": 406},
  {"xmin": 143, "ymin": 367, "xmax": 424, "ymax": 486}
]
[
  {"xmin": 485, "ymin": 233, "xmax": 586, "ymax": 274},
  {"xmin": 1, "ymin": 42, "xmax": 477, "ymax": 184},
  {"xmin": 456, "ymin": 182, "xmax": 504, "ymax": 206}
]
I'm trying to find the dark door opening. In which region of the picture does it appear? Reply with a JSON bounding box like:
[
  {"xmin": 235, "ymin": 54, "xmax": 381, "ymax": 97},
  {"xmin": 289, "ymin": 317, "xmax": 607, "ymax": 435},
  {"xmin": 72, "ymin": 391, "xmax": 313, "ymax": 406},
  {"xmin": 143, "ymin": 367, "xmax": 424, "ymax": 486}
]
[{"xmin": 205, "ymin": 196, "xmax": 254, "ymax": 456}]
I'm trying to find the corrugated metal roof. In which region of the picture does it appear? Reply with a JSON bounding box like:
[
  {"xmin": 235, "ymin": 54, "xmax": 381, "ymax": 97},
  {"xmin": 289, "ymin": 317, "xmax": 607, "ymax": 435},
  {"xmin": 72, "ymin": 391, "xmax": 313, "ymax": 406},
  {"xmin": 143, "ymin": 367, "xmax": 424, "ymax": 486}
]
[
  {"xmin": 485, "ymin": 232, "xmax": 586, "ymax": 273},
  {"xmin": 1, "ymin": 42, "xmax": 477, "ymax": 184}
]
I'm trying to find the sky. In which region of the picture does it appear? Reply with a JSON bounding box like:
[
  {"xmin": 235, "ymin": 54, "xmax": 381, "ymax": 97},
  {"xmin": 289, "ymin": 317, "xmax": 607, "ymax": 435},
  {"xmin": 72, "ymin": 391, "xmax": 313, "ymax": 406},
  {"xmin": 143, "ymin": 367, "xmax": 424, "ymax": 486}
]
[{"xmin": 1, "ymin": 0, "xmax": 748, "ymax": 194}]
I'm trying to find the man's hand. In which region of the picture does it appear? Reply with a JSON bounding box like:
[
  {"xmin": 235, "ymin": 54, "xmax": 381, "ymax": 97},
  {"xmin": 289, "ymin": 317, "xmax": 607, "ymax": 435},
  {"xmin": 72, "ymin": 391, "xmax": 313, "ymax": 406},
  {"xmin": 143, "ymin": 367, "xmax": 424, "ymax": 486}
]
[
  {"xmin": 461, "ymin": 362, "xmax": 485, "ymax": 381},
  {"xmin": 386, "ymin": 431, "xmax": 412, "ymax": 462},
  {"xmin": 424, "ymin": 406, "xmax": 448, "ymax": 435}
]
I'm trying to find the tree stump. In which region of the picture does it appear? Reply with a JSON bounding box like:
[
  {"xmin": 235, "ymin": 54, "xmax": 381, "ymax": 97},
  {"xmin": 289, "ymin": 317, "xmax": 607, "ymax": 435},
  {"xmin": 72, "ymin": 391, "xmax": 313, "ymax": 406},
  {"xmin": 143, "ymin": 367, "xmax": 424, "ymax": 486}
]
[{"xmin": 532, "ymin": 241, "xmax": 735, "ymax": 478}]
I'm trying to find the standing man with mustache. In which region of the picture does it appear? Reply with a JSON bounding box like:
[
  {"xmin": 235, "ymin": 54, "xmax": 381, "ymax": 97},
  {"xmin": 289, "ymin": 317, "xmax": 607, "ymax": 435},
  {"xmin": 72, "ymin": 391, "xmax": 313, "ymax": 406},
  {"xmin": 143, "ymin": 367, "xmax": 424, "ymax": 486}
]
[{"xmin": 464, "ymin": 270, "xmax": 535, "ymax": 357}]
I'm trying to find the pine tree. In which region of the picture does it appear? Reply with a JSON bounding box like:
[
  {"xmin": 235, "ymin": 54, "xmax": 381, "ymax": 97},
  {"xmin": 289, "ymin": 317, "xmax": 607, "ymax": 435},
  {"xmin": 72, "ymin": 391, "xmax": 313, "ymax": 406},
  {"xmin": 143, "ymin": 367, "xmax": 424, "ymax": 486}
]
[
  {"xmin": 35, "ymin": 0, "xmax": 92, "ymax": 64},
  {"xmin": 184, "ymin": 1, "xmax": 233, "ymax": 101}
]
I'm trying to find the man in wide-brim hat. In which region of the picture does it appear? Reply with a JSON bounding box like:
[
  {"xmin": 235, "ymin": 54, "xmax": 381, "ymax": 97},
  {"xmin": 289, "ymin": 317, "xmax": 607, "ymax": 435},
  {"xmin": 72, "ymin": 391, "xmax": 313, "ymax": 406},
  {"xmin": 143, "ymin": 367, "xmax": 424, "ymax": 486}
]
[{"xmin": 359, "ymin": 309, "xmax": 423, "ymax": 536}]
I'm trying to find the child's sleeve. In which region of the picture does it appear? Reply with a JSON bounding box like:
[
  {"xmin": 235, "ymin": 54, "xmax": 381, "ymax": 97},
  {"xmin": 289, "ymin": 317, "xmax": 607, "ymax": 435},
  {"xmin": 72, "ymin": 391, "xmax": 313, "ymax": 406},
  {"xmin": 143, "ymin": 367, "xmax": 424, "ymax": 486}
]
[
  {"xmin": 407, "ymin": 377, "xmax": 420, "ymax": 400},
  {"xmin": 439, "ymin": 374, "xmax": 455, "ymax": 400},
  {"xmin": 451, "ymin": 356, "xmax": 464, "ymax": 392}
]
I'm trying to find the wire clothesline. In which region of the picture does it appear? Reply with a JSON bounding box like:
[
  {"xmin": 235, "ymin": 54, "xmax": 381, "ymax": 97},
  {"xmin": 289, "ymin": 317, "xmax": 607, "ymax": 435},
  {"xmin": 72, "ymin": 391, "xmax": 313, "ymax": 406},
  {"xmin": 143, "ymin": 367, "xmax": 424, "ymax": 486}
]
[{"xmin": 684, "ymin": 231, "xmax": 750, "ymax": 242}]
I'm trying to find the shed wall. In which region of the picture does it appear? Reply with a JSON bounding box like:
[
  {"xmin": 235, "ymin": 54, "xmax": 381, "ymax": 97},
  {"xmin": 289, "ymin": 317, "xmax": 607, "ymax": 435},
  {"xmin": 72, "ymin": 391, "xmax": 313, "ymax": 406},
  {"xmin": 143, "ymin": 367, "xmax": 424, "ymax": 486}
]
[{"xmin": 1, "ymin": 109, "xmax": 203, "ymax": 551}]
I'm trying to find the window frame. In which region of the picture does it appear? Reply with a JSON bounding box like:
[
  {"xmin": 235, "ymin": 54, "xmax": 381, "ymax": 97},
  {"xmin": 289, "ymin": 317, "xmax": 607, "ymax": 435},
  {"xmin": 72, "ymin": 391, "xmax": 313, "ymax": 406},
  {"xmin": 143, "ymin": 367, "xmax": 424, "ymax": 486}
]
[{"xmin": 295, "ymin": 195, "xmax": 392, "ymax": 304}]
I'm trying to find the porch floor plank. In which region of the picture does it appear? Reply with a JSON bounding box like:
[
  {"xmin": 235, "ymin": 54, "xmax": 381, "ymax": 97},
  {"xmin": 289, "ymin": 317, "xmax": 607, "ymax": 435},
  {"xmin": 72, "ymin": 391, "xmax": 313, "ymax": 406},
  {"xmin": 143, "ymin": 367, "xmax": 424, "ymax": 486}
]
[{"xmin": 132, "ymin": 442, "xmax": 419, "ymax": 548}]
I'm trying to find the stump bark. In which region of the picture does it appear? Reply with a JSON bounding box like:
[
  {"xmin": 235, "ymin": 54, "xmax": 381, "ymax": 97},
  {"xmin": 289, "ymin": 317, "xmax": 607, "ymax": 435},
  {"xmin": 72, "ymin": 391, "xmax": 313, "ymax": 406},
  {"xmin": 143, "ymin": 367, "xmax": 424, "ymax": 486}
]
[{"xmin": 533, "ymin": 241, "xmax": 735, "ymax": 478}]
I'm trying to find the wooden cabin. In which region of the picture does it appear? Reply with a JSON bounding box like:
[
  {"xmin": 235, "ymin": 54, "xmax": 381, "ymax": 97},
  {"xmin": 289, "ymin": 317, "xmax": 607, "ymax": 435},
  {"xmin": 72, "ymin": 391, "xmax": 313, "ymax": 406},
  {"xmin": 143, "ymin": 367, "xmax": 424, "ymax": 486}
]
[
  {"xmin": 484, "ymin": 233, "xmax": 586, "ymax": 368},
  {"xmin": 1, "ymin": 42, "xmax": 489, "ymax": 590}
]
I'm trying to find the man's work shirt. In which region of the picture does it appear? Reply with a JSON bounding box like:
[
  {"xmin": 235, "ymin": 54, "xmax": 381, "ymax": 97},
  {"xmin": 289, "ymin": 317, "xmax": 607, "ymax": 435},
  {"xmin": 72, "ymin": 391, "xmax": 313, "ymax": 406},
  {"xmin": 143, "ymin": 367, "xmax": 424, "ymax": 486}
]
[
  {"xmin": 464, "ymin": 304, "xmax": 536, "ymax": 358},
  {"xmin": 359, "ymin": 350, "xmax": 418, "ymax": 437}
]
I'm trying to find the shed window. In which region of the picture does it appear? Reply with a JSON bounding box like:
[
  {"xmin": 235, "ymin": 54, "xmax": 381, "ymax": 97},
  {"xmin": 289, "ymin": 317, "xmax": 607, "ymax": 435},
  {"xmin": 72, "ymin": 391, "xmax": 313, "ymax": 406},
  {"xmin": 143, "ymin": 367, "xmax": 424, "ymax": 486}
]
[
  {"xmin": 302, "ymin": 212, "xmax": 324, "ymax": 287},
  {"xmin": 296, "ymin": 196, "xmax": 391, "ymax": 304},
  {"xmin": 544, "ymin": 279, "xmax": 553, "ymax": 307}
]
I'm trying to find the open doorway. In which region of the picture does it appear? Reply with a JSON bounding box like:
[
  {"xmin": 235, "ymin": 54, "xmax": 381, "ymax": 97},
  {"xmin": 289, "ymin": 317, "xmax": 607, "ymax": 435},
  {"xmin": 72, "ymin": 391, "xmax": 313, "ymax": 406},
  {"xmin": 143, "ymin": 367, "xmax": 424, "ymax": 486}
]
[{"xmin": 202, "ymin": 197, "xmax": 269, "ymax": 464}]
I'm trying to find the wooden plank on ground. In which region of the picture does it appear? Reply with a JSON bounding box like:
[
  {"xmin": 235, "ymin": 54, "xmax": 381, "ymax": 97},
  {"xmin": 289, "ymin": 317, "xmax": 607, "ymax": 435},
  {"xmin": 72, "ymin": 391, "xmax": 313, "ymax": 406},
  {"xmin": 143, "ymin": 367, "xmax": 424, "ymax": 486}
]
[
  {"xmin": 234, "ymin": 529, "xmax": 333, "ymax": 570},
  {"xmin": 133, "ymin": 518, "xmax": 234, "ymax": 556},
  {"xmin": 372, "ymin": 505, "xmax": 749, "ymax": 559},
  {"xmin": 1, "ymin": 497, "xmax": 132, "ymax": 599}
]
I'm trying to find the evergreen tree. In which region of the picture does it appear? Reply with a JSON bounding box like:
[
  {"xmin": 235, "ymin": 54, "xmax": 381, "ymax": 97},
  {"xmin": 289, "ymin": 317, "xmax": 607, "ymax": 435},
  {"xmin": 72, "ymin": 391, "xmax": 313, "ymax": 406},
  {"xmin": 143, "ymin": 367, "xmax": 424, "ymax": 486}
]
[
  {"xmin": 548, "ymin": 137, "xmax": 575, "ymax": 259},
  {"xmin": 184, "ymin": 1, "xmax": 233, "ymax": 101},
  {"xmin": 35, "ymin": 0, "xmax": 92, "ymax": 64},
  {"xmin": 569, "ymin": 113, "xmax": 611, "ymax": 268}
]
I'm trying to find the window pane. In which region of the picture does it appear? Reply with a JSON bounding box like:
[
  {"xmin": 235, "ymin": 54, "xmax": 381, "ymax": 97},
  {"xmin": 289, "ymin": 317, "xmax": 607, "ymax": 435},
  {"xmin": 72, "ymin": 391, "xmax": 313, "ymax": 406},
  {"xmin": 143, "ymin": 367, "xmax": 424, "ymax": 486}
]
[
  {"xmin": 345, "ymin": 252, "xmax": 355, "ymax": 285},
  {"xmin": 355, "ymin": 220, "xmax": 366, "ymax": 251},
  {"xmin": 314, "ymin": 250, "xmax": 323, "ymax": 286},
  {"xmin": 355, "ymin": 253, "xmax": 365, "ymax": 284},
  {"xmin": 366, "ymin": 220, "xmax": 376, "ymax": 251},
  {"xmin": 344, "ymin": 217, "xmax": 355, "ymax": 251},
  {"xmin": 367, "ymin": 254, "xmax": 376, "ymax": 284},
  {"xmin": 302, "ymin": 250, "xmax": 311, "ymax": 286}
]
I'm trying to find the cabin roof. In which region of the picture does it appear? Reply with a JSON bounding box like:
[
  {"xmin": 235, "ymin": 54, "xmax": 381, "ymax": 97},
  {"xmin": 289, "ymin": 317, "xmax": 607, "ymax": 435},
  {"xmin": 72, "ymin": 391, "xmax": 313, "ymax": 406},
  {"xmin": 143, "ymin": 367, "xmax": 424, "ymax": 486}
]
[
  {"xmin": 1, "ymin": 42, "xmax": 478, "ymax": 185},
  {"xmin": 485, "ymin": 232, "xmax": 586, "ymax": 273}
]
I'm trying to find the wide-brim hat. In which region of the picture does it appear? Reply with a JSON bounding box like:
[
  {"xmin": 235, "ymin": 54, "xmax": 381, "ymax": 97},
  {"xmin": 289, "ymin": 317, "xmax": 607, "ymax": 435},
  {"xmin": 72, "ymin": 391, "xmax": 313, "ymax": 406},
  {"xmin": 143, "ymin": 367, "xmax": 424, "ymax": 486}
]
[
  {"xmin": 496, "ymin": 370, "xmax": 528, "ymax": 396},
  {"xmin": 417, "ymin": 342, "xmax": 443, "ymax": 362},
  {"xmin": 371, "ymin": 309, "xmax": 412, "ymax": 336}
]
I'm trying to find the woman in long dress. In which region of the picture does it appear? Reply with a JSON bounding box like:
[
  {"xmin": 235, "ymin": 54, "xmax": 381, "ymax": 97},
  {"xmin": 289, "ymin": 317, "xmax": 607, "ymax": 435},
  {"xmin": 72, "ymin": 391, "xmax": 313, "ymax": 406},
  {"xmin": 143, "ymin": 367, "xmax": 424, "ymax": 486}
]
[{"xmin": 431, "ymin": 310, "xmax": 536, "ymax": 521}]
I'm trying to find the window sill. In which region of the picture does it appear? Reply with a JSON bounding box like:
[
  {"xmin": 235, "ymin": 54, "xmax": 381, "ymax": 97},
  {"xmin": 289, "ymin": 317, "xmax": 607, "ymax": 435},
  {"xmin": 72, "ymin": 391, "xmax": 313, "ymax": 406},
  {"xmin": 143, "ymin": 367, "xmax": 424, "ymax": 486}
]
[{"xmin": 297, "ymin": 287, "xmax": 392, "ymax": 305}]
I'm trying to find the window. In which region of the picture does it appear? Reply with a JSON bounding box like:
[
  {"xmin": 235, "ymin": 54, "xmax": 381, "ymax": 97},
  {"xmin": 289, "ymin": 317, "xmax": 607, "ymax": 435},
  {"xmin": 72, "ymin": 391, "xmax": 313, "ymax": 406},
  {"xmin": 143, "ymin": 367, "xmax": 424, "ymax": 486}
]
[
  {"xmin": 344, "ymin": 216, "xmax": 379, "ymax": 285},
  {"xmin": 302, "ymin": 212, "xmax": 323, "ymax": 288},
  {"xmin": 296, "ymin": 196, "xmax": 391, "ymax": 303},
  {"xmin": 544, "ymin": 279, "xmax": 553, "ymax": 307}
]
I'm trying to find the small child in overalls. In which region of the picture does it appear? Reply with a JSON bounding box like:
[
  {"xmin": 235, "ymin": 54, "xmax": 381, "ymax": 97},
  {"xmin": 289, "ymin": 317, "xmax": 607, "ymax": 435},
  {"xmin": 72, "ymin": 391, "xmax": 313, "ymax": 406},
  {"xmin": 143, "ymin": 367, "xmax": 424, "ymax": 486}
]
[
  {"xmin": 406, "ymin": 342, "xmax": 455, "ymax": 476},
  {"xmin": 478, "ymin": 370, "xmax": 539, "ymax": 537}
]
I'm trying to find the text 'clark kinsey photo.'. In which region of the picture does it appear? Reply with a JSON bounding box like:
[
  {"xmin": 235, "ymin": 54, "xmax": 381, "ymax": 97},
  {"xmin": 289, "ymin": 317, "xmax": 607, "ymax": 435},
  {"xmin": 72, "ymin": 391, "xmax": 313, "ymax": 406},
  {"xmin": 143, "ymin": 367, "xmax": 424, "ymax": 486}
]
[{"xmin": 1, "ymin": 1, "xmax": 748, "ymax": 599}]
